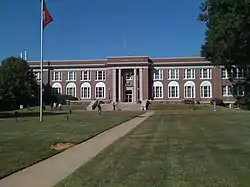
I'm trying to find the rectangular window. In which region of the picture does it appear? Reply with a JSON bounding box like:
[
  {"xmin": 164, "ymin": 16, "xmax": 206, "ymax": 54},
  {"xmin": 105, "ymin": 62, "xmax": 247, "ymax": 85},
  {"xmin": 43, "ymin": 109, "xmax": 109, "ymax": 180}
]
[
  {"xmin": 167, "ymin": 69, "xmax": 179, "ymax": 80},
  {"xmin": 81, "ymin": 87, "xmax": 90, "ymax": 99},
  {"xmin": 125, "ymin": 72, "xmax": 133, "ymax": 80},
  {"xmin": 95, "ymin": 87, "xmax": 105, "ymax": 98},
  {"xmin": 221, "ymin": 68, "xmax": 228, "ymax": 79},
  {"xmin": 184, "ymin": 86, "xmax": 195, "ymax": 98},
  {"xmin": 80, "ymin": 71, "xmax": 91, "ymax": 81},
  {"xmin": 201, "ymin": 86, "xmax": 211, "ymax": 98},
  {"xmin": 66, "ymin": 87, "xmax": 76, "ymax": 97},
  {"xmin": 168, "ymin": 86, "xmax": 179, "ymax": 98},
  {"xmin": 67, "ymin": 71, "xmax": 76, "ymax": 81},
  {"xmin": 200, "ymin": 69, "xmax": 212, "ymax": 79},
  {"xmin": 52, "ymin": 71, "xmax": 62, "ymax": 81},
  {"xmin": 153, "ymin": 86, "xmax": 163, "ymax": 98},
  {"xmin": 222, "ymin": 86, "xmax": 232, "ymax": 97},
  {"xmin": 153, "ymin": 69, "xmax": 163, "ymax": 80},
  {"xmin": 95, "ymin": 71, "xmax": 106, "ymax": 81},
  {"xmin": 184, "ymin": 69, "xmax": 195, "ymax": 79}
]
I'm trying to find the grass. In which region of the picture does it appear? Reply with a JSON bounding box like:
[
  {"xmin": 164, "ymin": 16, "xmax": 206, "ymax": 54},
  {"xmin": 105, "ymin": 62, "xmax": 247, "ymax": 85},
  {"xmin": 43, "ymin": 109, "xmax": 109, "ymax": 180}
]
[
  {"xmin": 55, "ymin": 107, "xmax": 250, "ymax": 187},
  {"xmin": 0, "ymin": 111, "xmax": 141, "ymax": 179}
]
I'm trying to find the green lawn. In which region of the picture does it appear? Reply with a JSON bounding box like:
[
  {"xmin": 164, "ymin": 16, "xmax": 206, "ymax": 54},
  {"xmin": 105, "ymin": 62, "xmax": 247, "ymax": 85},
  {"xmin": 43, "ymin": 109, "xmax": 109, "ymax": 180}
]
[
  {"xmin": 0, "ymin": 111, "xmax": 141, "ymax": 179},
  {"xmin": 56, "ymin": 107, "xmax": 250, "ymax": 187}
]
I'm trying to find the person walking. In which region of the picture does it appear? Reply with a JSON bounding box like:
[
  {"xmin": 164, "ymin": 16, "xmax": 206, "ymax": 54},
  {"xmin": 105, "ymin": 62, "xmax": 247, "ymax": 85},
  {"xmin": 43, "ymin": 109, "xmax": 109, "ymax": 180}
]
[
  {"xmin": 112, "ymin": 101, "xmax": 116, "ymax": 111},
  {"xmin": 97, "ymin": 101, "xmax": 102, "ymax": 115}
]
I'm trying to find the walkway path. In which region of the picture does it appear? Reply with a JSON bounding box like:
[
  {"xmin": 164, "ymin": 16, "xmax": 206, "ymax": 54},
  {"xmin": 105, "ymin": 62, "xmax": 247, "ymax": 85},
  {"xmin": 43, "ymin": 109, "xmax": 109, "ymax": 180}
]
[{"xmin": 0, "ymin": 111, "xmax": 154, "ymax": 187}]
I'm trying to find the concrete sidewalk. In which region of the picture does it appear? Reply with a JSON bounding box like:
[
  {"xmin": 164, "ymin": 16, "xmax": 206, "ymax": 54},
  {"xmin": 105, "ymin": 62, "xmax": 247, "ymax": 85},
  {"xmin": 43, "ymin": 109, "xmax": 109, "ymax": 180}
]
[{"xmin": 0, "ymin": 111, "xmax": 154, "ymax": 187}]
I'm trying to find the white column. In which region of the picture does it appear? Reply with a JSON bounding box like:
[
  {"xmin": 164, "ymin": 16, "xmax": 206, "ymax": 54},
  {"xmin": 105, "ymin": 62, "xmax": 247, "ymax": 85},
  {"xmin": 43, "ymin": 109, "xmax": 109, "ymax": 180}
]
[
  {"xmin": 112, "ymin": 69, "xmax": 116, "ymax": 102},
  {"xmin": 118, "ymin": 69, "xmax": 121, "ymax": 102},
  {"xmin": 133, "ymin": 69, "xmax": 137, "ymax": 103},
  {"xmin": 139, "ymin": 68, "xmax": 143, "ymax": 101}
]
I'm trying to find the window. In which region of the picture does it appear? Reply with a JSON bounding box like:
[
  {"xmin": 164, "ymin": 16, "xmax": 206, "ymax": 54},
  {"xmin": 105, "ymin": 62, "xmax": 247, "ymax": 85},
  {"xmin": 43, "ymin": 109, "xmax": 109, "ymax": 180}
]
[
  {"xmin": 67, "ymin": 71, "xmax": 76, "ymax": 81},
  {"xmin": 125, "ymin": 72, "xmax": 133, "ymax": 80},
  {"xmin": 52, "ymin": 83, "xmax": 62, "ymax": 95},
  {"xmin": 236, "ymin": 68, "xmax": 244, "ymax": 79},
  {"xmin": 221, "ymin": 68, "xmax": 228, "ymax": 79},
  {"xmin": 153, "ymin": 81, "xmax": 163, "ymax": 98},
  {"xmin": 184, "ymin": 81, "xmax": 195, "ymax": 98},
  {"xmin": 95, "ymin": 71, "xmax": 106, "ymax": 81},
  {"xmin": 168, "ymin": 81, "xmax": 179, "ymax": 98},
  {"xmin": 233, "ymin": 85, "xmax": 244, "ymax": 96},
  {"xmin": 95, "ymin": 82, "xmax": 106, "ymax": 99},
  {"xmin": 222, "ymin": 68, "xmax": 245, "ymax": 79},
  {"xmin": 184, "ymin": 69, "xmax": 195, "ymax": 79},
  {"xmin": 34, "ymin": 72, "xmax": 41, "ymax": 81},
  {"xmin": 80, "ymin": 71, "xmax": 91, "ymax": 81},
  {"xmin": 167, "ymin": 69, "xmax": 179, "ymax": 80},
  {"xmin": 222, "ymin": 86, "xmax": 232, "ymax": 97},
  {"xmin": 80, "ymin": 83, "xmax": 91, "ymax": 99},
  {"xmin": 52, "ymin": 71, "xmax": 62, "ymax": 81},
  {"xmin": 200, "ymin": 69, "xmax": 212, "ymax": 79},
  {"xmin": 200, "ymin": 81, "xmax": 212, "ymax": 98},
  {"xmin": 153, "ymin": 69, "xmax": 163, "ymax": 80},
  {"xmin": 66, "ymin": 83, "xmax": 76, "ymax": 97}
]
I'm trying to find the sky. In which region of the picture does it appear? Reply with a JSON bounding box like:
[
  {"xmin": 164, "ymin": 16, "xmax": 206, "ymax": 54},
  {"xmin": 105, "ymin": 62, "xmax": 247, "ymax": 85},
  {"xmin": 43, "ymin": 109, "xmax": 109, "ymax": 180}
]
[{"xmin": 0, "ymin": 0, "xmax": 206, "ymax": 61}]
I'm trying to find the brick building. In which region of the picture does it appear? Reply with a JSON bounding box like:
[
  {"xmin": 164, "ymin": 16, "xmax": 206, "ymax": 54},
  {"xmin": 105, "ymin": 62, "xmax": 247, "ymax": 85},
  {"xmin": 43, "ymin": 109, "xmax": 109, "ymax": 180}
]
[{"xmin": 28, "ymin": 56, "xmax": 244, "ymax": 104}]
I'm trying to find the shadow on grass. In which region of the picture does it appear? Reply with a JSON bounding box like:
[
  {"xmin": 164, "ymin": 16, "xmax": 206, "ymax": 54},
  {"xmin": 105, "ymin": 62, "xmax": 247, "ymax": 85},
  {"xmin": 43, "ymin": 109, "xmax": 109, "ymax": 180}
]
[{"xmin": 0, "ymin": 111, "xmax": 69, "ymax": 119}]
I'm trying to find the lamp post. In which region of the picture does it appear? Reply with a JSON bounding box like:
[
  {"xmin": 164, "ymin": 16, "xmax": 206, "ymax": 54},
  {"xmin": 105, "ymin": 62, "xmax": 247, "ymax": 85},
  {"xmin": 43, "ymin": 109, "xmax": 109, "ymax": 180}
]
[{"xmin": 108, "ymin": 88, "xmax": 111, "ymax": 102}]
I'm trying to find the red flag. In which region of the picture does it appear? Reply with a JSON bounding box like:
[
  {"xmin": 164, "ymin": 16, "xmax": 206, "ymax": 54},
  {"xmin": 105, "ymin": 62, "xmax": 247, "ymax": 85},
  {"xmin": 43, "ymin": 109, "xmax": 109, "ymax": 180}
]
[{"xmin": 43, "ymin": 0, "xmax": 53, "ymax": 29}]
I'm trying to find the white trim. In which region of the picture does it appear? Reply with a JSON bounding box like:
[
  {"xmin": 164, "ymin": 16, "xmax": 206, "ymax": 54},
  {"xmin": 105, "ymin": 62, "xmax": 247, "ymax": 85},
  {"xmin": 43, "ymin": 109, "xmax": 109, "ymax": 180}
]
[
  {"xmin": 118, "ymin": 69, "xmax": 121, "ymax": 101},
  {"xmin": 200, "ymin": 81, "xmax": 212, "ymax": 98},
  {"xmin": 133, "ymin": 69, "xmax": 137, "ymax": 102},
  {"xmin": 153, "ymin": 81, "xmax": 163, "ymax": 99},
  {"xmin": 153, "ymin": 69, "xmax": 163, "ymax": 80},
  {"xmin": 95, "ymin": 82, "xmax": 106, "ymax": 99},
  {"xmin": 139, "ymin": 68, "xmax": 143, "ymax": 100},
  {"xmin": 112, "ymin": 69, "xmax": 116, "ymax": 102},
  {"xmin": 109, "ymin": 66, "xmax": 148, "ymax": 70},
  {"xmin": 200, "ymin": 68, "xmax": 212, "ymax": 79},
  {"xmin": 153, "ymin": 61, "xmax": 211, "ymax": 65},
  {"xmin": 184, "ymin": 81, "xmax": 195, "ymax": 98},
  {"xmin": 66, "ymin": 82, "xmax": 76, "ymax": 97},
  {"xmin": 30, "ymin": 64, "xmax": 106, "ymax": 68},
  {"xmin": 183, "ymin": 68, "xmax": 195, "ymax": 79},
  {"xmin": 168, "ymin": 81, "xmax": 179, "ymax": 98},
  {"xmin": 80, "ymin": 82, "xmax": 91, "ymax": 99}
]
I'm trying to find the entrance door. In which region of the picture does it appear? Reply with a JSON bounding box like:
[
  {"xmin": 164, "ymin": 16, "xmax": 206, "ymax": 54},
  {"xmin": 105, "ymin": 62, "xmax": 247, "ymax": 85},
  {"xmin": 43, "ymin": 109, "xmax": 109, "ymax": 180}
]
[{"xmin": 125, "ymin": 90, "xmax": 133, "ymax": 102}]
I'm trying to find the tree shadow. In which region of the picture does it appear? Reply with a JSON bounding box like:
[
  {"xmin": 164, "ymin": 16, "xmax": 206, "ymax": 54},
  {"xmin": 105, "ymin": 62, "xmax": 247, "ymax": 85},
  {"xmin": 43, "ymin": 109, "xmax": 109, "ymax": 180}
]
[{"xmin": 0, "ymin": 111, "xmax": 68, "ymax": 119}]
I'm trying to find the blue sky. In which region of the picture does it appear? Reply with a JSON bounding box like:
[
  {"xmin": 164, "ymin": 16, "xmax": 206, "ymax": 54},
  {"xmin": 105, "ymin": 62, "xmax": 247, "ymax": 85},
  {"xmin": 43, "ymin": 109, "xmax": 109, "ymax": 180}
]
[{"xmin": 0, "ymin": 0, "xmax": 206, "ymax": 61}]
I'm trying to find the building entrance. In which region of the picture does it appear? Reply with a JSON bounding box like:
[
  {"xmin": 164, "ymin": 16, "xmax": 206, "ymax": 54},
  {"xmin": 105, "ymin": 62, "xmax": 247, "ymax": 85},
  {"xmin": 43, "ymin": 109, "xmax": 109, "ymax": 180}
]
[{"xmin": 125, "ymin": 90, "xmax": 133, "ymax": 102}]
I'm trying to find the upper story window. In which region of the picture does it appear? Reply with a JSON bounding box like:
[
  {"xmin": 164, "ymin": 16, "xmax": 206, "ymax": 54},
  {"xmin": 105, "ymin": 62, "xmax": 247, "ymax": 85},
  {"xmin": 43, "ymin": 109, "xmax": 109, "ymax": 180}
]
[
  {"xmin": 153, "ymin": 69, "xmax": 163, "ymax": 80},
  {"xmin": 52, "ymin": 71, "xmax": 62, "ymax": 81},
  {"xmin": 81, "ymin": 71, "xmax": 91, "ymax": 81},
  {"xmin": 167, "ymin": 69, "xmax": 179, "ymax": 80},
  {"xmin": 95, "ymin": 70, "xmax": 106, "ymax": 81},
  {"xmin": 66, "ymin": 71, "xmax": 76, "ymax": 81},
  {"xmin": 222, "ymin": 68, "xmax": 245, "ymax": 79},
  {"xmin": 125, "ymin": 72, "xmax": 133, "ymax": 80},
  {"xmin": 184, "ymin": 69, "xmax": 195, "ymax": 79},
  {"xmin": 221, "ymin": 68, "xmax": 228, "ymax": 79},
  {"xmin": 200, "ymin": 68, "xmax": 212, "ymax": 79}
]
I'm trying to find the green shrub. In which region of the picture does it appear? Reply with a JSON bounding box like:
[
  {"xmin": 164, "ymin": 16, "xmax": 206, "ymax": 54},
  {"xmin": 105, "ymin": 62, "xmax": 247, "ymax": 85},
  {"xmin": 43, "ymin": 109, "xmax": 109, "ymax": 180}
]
[
  {"xmin": 210, "ymin": 98, "xmax": 225, "ymax": 107},
  {"xmin": 182, "ymin": 99, "xmax": 194, "ymax": 104},
  {"xmin": 57, "ymin": 94, "xmax": 78, "ymax": 105}
]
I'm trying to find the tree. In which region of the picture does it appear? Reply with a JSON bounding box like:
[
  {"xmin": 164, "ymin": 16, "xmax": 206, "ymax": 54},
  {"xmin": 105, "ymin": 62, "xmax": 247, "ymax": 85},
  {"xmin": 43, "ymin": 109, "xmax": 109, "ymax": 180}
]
[
  {"xmin": 0, "ymin": 57, "xmax": 39, "ymax": 110},
  {"xmin": 198, "ymin": 0, "xmax": 250, "ymax": 108}
]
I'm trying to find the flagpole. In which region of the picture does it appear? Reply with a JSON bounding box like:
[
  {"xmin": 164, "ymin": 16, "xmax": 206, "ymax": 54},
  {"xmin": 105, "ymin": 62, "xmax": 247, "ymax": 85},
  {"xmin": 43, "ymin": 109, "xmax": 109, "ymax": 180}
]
[{"xmin": 40, "ymin": 0, "xmax": 44, "ymax": 122}]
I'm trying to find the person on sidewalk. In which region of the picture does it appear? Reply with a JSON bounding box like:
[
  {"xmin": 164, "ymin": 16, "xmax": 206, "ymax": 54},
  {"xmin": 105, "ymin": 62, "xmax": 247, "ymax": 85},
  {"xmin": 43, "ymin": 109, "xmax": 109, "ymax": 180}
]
[
  {"xmin": 97, "ymin": 101, "xmax": 102, "ymax": 115},
  {"xmin": 112, "ymin": 101, "xmax": 116, "ymax": 111}
]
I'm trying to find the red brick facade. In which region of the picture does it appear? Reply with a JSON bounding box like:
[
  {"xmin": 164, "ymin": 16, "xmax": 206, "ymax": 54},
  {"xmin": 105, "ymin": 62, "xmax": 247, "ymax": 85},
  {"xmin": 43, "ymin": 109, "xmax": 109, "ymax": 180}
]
[{"xmin": 29, "ymin": 56, "xmax": 240, "ymax": 104}]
